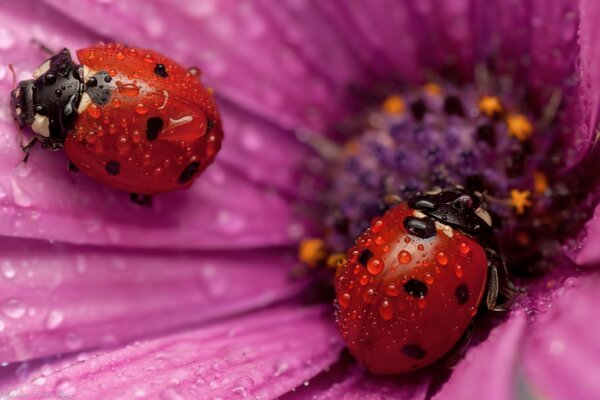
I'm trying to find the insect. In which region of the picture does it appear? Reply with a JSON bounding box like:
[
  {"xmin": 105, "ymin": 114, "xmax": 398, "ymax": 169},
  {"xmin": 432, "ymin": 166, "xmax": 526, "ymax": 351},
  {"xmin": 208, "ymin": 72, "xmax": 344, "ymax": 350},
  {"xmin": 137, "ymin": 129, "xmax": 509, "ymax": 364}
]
[
  {"xmin": 10, "ymin": 43, "xmax": 223, "ymax": 203},
  {"xmin": 334, "ymin": 187, "xmax": 507, "ymax": 374}
]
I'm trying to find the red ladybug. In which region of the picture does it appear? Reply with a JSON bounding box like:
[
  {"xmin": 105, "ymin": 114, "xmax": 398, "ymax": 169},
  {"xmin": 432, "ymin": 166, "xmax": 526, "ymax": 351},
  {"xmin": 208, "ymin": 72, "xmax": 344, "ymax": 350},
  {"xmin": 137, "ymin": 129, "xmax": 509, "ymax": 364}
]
[
  {"xmin": 10, "ymin": 43, "xmax": 222, "ymax": 202},
  {"xmin": 334, "ymin": 187, "xmax": 507, "ymax": 374}
]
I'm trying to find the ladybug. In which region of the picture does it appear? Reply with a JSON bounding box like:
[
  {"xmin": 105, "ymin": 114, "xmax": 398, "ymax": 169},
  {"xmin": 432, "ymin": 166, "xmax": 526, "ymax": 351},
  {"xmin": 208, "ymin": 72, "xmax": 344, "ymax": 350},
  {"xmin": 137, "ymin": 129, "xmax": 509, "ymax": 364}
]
[
  {"xmin": 10, "ymin": 43, "xmax": 223, "ymax": 202},
  {"xmin": 334, "ymin": 187, "xmax": 507, "ymax": 374}
]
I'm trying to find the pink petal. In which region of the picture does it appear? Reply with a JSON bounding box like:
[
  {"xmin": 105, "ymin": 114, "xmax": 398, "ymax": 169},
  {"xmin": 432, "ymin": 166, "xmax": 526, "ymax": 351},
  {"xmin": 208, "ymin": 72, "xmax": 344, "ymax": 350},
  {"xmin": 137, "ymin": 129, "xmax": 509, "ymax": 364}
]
[
  {"xmin": 434, "ymin": 313, "xmax": 526, "ymax": 400},
  {"xmin": 0, "ymin": 237, "xmax": 307, "ymax": 363},
  {"xmin": 569, "ymin": 202, "xmax": 600, "ymax": 266},
  {"xmin": 3, "ymin": 306, "xmax": 342, "ymax": 400},
  {"xmin": 521, "ymin": 274, "xmax": 600, "ymax": 400},
  {"xmin": 283, "ymin": 363, "xmax": 430, "ymax": 400}
]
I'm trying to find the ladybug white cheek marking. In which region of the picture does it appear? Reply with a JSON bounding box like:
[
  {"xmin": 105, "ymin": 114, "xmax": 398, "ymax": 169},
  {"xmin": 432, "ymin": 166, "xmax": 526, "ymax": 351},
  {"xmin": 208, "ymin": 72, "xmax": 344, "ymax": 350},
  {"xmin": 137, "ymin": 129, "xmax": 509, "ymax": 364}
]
[
  {"xmin": 475, "ymin": 207, "xmax": 492, "ymax": 226},
  {"xmin": 77, "ymin": 92, "xmax": 92, "ymax": 114},
  {"xmin": 31, "ymin": 114, "xmax": 50, "ymax": 137},
  {"xmin": 32, "ymin": 60, "xmax": 51, "ymax": 79},
  {"xmin": 413, "ymin": 210, "xmax": 454, "ymax": 237}
]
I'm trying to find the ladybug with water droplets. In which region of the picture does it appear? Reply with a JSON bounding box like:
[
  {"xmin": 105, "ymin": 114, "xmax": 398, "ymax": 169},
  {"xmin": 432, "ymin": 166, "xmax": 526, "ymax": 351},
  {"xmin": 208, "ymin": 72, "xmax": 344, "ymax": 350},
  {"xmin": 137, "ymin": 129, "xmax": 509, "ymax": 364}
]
[
  {"xmin": 10, "ymin": 43, "xmax": 223, "ymax": 202},
  {"xmin": 334, "ymin": 187, "xmax": 508, "ymax": 374}
]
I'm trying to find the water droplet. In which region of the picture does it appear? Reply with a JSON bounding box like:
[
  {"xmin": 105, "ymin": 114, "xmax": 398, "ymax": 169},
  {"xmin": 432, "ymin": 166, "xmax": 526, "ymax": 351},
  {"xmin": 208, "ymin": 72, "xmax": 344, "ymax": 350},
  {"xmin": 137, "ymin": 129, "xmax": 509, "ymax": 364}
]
[
  {"xmin": 371, "ymin": 218, "xmax": 384, "ymax": 233},
  {"xmin": 374, "ymin": 236, "xmax": 385, "ymax": 245},
  {"xmin": 65, "ymin": 332, "xmax": 83, "ymax": 351},
  {"xmin": 231, "ymin": 376, "xmax": 255, "ymax": 398},
  {"xmin": 11, "ymin": 178, "xmax": 32, "ymax": 208},
  {"xmin": 417, "ymin": 244, "xmax": 425, "ymax": 251},
  {"xmin": 398, "ymin": 250, "xmax": 412, "ymax": 264},
  {"xmin": 418, "ymin": 298, "xmax": 427, "ymax": 309},
  {"xmin": 45, "ymin": 310, "xmax": 64, "ymax": 330},
  {"xmin": 135, "ymin": 103, "xmax": 149, "ymax": 115},
  {"xmin": 459, "ymin": 242, "xmax": 471, "ymax": 256},
  {"xmin": 404, "ymin": 236, "xmax": 411, "ymax": 243},
  {"xmin": 424, "ymin": 273, "xmax": 434, "ymax": 285},
  {"xmin": 160, "ymin": 388, "xmax": 184, "ymax": 400},
  {"xmin": 379, "ymin": 300, "xmax": 393, "ymax": 320},
  {"xmin": 362, "ymin": 288, "xmax": 376, "ymax": 303},
  {"xmin": 455, "ymin": 265, "xmax": 463, "ymax": 278},
  {"xmin": 55, "ymin": 379, "xmax": 76, "ymax": 398},
  {"xmin": 117, "ymin": 82, "xmax": 141, "ymax": 97},
  {"xmin": 0, "ymin": 320, "xmax": 5, "ymax": 332},
  {"xmin": 0, "ymin": 28, "xmax": 15, "ymax": 49},
  {"xmin": 359, "ymin": 274, "xmax": 369, "ymax": 286},
  {"xmin": 134, "ymin": 388, "xmax": 148, "ymax": 398},
  {"xmin": 338, "ymin": 293, "xmax": 350, "ymax": 309},
  {"xmin": 115, "ymin": 52, "xmax": 125, "ymax": 61},
  {"xmin": 385, "ymin": 284, "xmax": 399, "ymax": 297},
  {"xmin": 436, "ymin": 252, "xmax": 448, "ymax": 265},
  {"xmin": 88, "ymin": 104, "xmax": 102, "ymax": 119},
  {"xmin": 367, "ymin": 257, "xmax": 384, "ymax": 275},
  {"xmin": 2, "ymin": 299, "xmax": 25, "ymax": 319},
  {"xmin": 1, "ymin": 262, "xmax": 16, "ymax": 279},
  {"xmin": 112, "ymin": 98, "xmax": 122, "ymax": 108}
]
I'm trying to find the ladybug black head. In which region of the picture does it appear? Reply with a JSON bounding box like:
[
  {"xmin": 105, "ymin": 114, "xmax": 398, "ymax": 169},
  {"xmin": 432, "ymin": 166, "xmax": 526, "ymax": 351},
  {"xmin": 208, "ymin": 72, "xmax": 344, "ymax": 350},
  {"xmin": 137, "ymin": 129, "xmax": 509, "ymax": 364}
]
[
  {"xmin": 407, "ymin": 186, "xmax": 494, "ymax": 240},
  {"xmin": 10, "ymin": 49, "xmax": 83, "ymax": 150}
]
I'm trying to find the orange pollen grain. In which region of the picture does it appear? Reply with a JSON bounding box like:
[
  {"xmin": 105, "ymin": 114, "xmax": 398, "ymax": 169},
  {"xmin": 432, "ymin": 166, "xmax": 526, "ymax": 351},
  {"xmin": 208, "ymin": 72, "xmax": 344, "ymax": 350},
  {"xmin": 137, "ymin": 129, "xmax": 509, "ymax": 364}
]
[
  {"xmin": 298, "ymin": 238, "xmax": 328, "ymax": 268},
  {"xmin": 534, "ymin": 171, "xmax": 549, "ymax": 194},
  {"xmin": 510, "ymin": 189, "xmax": 532, "ymax": 215},
  {"xmin": 478, "ymin": 95, "xmax": 504, "ymax": 117},
  {"xmin": 381, "ymin": 95, "xmax": 405, "ymax": 115},
  {"xmin": 507, "ymin": 114, "xmax": 534, "ymax": 142}
]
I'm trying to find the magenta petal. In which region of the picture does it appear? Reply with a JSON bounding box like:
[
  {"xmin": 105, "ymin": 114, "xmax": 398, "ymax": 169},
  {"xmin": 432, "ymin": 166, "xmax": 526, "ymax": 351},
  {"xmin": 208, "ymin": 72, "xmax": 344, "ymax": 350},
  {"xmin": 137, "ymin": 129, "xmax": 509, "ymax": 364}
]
[
  {"xmin": 521, "ymin": 274, "xmax": 600, "ymax": 400},
  {"xmin": 570, "ymin": 202, "xmax": 600, "ymax": 266},
  {"xmin": 434, "ymin": 313, "xmax": 526, "ymax": 400},
  {"xmin": 0, "ymin": 237, "xmax": 307, "ymax": 363},
  {"xmin": 5, "ymin": 306, "xmax": 342, "ymax": 400}
]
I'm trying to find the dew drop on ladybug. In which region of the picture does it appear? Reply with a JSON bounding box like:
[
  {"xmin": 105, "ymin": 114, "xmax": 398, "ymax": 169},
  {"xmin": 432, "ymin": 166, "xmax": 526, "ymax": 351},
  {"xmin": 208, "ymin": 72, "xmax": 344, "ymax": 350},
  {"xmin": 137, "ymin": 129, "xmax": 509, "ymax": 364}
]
[
  {"xmin": 334, "ymin": 187, "xmax": 505, "ymax": 374},
  {"xmin": 10, "ymin": 43, "xmax": 223, "ymax": 198}
]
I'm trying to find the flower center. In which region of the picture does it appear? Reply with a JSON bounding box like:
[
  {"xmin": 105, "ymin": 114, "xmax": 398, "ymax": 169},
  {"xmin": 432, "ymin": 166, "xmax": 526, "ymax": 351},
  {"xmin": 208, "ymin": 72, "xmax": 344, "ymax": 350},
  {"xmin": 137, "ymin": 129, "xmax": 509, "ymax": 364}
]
[{"xmin": 301, "ymin": 82, "xmax": 588, "ymax": 273}]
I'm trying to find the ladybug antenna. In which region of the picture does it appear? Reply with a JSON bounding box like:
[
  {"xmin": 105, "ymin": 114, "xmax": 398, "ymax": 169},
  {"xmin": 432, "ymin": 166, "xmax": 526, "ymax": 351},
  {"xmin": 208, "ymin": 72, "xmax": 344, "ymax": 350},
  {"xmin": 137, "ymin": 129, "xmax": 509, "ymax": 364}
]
[{"xmin": 8, "ymin": 64, "xmax": 16, "ymax": 89}]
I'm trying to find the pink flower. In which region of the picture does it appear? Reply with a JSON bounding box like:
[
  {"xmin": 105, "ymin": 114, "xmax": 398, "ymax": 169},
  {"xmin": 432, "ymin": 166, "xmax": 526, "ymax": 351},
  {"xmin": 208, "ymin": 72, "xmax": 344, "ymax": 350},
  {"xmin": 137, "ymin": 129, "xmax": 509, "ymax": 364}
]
[{"xmin": 0, "ymin": 0, "xmax": 599, "ymax": 399}]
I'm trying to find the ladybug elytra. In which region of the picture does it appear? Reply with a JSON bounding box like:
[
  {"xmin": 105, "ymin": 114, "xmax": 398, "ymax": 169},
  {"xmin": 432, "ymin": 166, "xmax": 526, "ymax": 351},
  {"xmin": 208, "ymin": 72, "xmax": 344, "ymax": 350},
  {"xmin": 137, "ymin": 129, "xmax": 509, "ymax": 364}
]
[
  {"xmin": 10, "ymin": 43, "xmax": 223, "ymax": 200},
  {"xmin": 334, "ymin": 187, "xmax": 507, "ymax": 374}
]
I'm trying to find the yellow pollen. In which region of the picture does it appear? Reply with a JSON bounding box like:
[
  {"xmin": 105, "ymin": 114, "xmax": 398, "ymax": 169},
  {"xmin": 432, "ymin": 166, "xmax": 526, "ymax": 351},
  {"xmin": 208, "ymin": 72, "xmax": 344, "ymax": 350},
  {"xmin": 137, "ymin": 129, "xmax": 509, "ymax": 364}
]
[
  {"xmin": 326, "ymin": 253, "xmax": 347, "ymax": 269},
  {"xmin": 533, "ymin": 171, "xmax": 549, "ymax": 194},
  {"xmin": 382, "ymin": 95, "xmax": 405, "ymax": 115},
  {"xmin": 507, "ymin": 114, "xmax": 534, "ymax": 142},
  {"xmin": 510, "ymin": 189, "xmax": 532, "ymax": 215},
  {"xmin": 423, "ymin": 83, "xmax": 443, "ymax": 96},
  {"xmin": 298, "ymin": 238, "xmax": 328, "ymax": 268},
  {"xmin": 478, "ymin": 96, "xmax": 504, "ymax": 118}
]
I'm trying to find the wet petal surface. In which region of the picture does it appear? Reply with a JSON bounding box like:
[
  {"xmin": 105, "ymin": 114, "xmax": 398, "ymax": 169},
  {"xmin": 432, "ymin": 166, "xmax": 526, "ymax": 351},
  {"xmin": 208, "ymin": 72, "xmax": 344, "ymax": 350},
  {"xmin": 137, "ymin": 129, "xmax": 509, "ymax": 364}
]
[
  {"xmin": 1, "ymin": 306, "xmax": 342, "ymax": 400},
  {"xmin": 0, "ymin": 237, "xmax": 306, "ymax": 363}
]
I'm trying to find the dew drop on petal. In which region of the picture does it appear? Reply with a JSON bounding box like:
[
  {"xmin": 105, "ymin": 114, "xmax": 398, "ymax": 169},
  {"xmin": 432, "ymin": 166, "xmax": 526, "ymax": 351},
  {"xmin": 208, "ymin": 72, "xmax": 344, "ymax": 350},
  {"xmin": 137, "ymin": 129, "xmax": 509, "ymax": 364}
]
[
  {"xmin": 45, "ymin": 310, "xmax": 64, "ymax": 330},
  {"xmin": 2, "ymin": 299, "xmax": 25, "ymax": 319},
  {"xmin": 54, "ymin": 379, "xmax": 77, "ymax": 398},
  {"xmin": 1, "ymin": 262, "xmax": 16, "ymax": 279}
]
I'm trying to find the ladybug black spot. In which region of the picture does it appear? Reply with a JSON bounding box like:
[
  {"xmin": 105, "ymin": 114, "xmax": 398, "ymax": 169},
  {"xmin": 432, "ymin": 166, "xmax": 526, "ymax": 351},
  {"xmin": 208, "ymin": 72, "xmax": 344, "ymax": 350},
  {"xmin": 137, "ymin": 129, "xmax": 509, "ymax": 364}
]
[
  {"xmin": 105, "ymin": 160, "xmax": 120, "ymax": 176},
  {"xmin": 358, "ymin": 249, "xmax": 373, "ymax": 266},
  {"xmin": 206, "ymin": 118, "xmax": 215, "ymax": 132},
  {"xmin": 403, "ymin": 216, "xmax": 437, "ymax": 239},
  {"xmin": 178, "ymin": 161, "xmax": 200, "ymax": 184},
  {"xmin": 402, "ymin": 344, "xmax": 426, "ymax": 360},
  {"xmin": 403, "ymin": 279, "xmax": 428, "ymax": 298},
  {"xmin": 443, "ymin": 95, "xmax": 465, "ymax": 117},
  {"xmin": 410, "ymin": 98, "xmax": 427, "ymax": 121},
  {"xmin": 154, "ymin": 63, "xmax": 168, "ymax": 78},
  {"xmin": 146, "ymin": 117, "xmax": 164, "ymax": 141},
  {"xmin": 455, "ymin": 284, "xmax": 470, "ymax": 305}
]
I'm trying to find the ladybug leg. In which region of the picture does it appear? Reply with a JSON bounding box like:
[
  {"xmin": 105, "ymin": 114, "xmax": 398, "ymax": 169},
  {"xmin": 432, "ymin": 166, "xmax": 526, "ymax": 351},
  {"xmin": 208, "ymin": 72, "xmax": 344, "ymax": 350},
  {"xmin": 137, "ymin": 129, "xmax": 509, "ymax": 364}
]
[
  {"xmin": 129, "ymin": 193, "xmax": 153, "ymax": 207},
  {"xmin": 484, "ymin": 248, "xmax": 510, "ymax": 311},
  {"xmin": 67, "ymin": 161, "xmax": 79, "ymax": 172},
  {"xmin": 21, "ymin": 137, "xmax": 38, "ymax": 163},
  {"xmin": 31, "ymin": 39, "xmax": 55, "ymax": 55}
]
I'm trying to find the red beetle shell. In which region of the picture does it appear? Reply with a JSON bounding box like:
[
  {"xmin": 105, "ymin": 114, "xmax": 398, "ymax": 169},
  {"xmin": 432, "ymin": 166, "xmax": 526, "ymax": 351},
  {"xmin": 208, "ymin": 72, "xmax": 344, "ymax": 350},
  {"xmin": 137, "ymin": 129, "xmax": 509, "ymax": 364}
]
[
  {"xmin": 334, "ymin": 203, "xmax": 488, "ymax": 374},
  {"xmin": 65, "ymin": 43, "xmax": 223, "ymax": 194}
]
